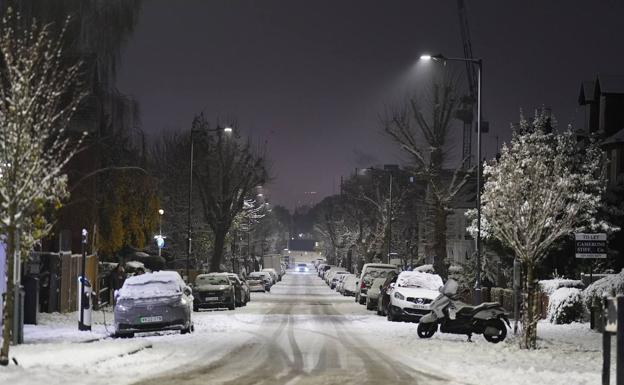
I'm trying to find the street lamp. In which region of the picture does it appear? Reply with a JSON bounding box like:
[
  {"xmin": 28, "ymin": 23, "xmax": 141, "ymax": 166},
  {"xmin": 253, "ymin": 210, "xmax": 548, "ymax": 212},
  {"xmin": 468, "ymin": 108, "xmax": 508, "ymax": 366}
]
[
  {"xmin": 188, "ymin": 117, "xmax": 233, "ymax": 281},
  {"xmin": 158, "ymin": 209, "xmax": 164, "ymax": 257},
  {"xmin": 420, "ymin": 52, "xmax": 484, "ymax": 304}
]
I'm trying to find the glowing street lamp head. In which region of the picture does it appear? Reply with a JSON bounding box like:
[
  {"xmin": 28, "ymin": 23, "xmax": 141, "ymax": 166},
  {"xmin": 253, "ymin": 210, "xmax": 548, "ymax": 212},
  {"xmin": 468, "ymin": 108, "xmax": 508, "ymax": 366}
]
[
  {"xmin": 420, "ymin": 54, "xmax": 432, "ymax": 61},
  {"xmin": 158, "ymin": 209, "xmax": 164, "ymax": 216},
  {"xmin": 223, "ymin": 127, "xmax": 233, "ymax": 133}
]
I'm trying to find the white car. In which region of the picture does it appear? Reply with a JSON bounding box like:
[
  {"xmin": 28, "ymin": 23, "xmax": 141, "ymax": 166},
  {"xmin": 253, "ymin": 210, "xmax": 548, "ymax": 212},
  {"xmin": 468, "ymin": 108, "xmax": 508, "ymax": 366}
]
[
  {"xmin": 261, "ymin": 268, "xmax": 279, "ymax": 283},
  {"xmin": 386, "ymin": 271, "xmax": 443, "ymax": 322},
  {"xmin": 355, "ymin": 263, "xmax": 399, "ymax": 305},
  {"xmin": 330, "ymin": 271, "xmax": 349, "ymax": 289},
  {"xmin": 341, "ymin": 275, "xmax": 358, "ymax": 296}
]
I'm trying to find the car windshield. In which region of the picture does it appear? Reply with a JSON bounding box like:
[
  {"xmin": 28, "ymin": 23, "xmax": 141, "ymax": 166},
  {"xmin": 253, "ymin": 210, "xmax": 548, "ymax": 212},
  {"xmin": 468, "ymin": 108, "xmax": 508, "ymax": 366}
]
[
  {"xmin": 298, "ymin": 264, "xmax": 306, "ymax": 267},
  {"xmin": 196, "ymin": 276, "xmax": 229, "ymax": 285},
  {"xmin": 249, "ymin": 273, "xmax": 267, "ymax": 279}
]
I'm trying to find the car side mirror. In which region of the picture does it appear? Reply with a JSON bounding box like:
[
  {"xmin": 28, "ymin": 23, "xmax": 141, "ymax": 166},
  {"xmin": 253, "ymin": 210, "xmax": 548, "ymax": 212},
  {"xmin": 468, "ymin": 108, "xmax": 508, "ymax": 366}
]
[
  {"xmin": 389, "ymin": 283, "xmax": 395, "ymax": 289},
  {"xmin": 183, "ymin": 287, "xmax": 192, "ymax": 296}
]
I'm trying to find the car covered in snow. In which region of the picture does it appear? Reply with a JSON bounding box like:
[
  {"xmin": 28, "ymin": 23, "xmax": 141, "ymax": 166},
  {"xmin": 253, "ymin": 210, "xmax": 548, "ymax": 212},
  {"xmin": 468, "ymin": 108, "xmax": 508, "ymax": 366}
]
[
  {"xmin": 248, "ymin": 271, "xmax": 273, "ymax": 291},
  {"xmin": 113, "ymin": 271, "xmax": 193, "ymax": 337},
  {"xmin": 261, "ymin": 268, "xmax": 280, "ymax": 283},
  {"xmin": 247, "ymin": 277, "xmax": 267, "ymax": 292},
  {"xmin": 365, "ymin": 277, "xmax": 387, "ymax": 310},
  {"xmin": 330, "ymin": 271, "xmax": 349, "ymax": 289},
  {"xmin": 355, "ymin": 263, "xmax": 399, "ymax": 305},
  {"xmin": 226, "ymin": 273, "xmax": 250, "ymax": 307},
  {"xmin": 341, "ymin": 275, "xmax": 358, "ymax": 296},
  {"xmin": 386, "ymin": 271, "xmax": 443, "ymax": 322},
  {"xmin": 193, "ymin": 273, "xmax": 237, "ymax": 311},
  {"xmin": 335, "ymin": 273, "xmax": 352, "ymax": 293}
]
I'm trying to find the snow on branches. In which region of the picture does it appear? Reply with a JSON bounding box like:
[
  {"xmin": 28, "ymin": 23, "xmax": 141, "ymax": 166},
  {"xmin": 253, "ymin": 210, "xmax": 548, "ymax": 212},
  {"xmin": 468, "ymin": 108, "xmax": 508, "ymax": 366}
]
[
  {"xmin": 468, "ymin": 108, "xmax": 616, "ymax": 349},
  {"xmin": 0, "ymin": 9, "xmax": 86, "ymax": 365}
]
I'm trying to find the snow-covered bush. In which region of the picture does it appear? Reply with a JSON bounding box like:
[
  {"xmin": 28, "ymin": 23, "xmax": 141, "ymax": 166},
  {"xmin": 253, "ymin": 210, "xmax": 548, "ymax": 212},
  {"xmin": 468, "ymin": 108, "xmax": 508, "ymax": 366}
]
[
  {"xmin": 539, "ymin": 279, "xmax": 584, "ymax": 296},
  {"xmin": 547, "ymin": 287, "xmax": 584, "ymax": 324},
  {"xmin": 582, "ymin": 269, "xmax": 624, "ymax": 309}
]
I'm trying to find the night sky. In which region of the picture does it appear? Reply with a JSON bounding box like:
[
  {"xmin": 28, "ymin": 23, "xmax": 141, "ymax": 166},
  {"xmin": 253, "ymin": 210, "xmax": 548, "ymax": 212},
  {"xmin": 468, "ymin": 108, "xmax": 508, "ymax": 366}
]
[{"xmin": 117, "ymin": 1, "xmax": 624, "ymax": 209}]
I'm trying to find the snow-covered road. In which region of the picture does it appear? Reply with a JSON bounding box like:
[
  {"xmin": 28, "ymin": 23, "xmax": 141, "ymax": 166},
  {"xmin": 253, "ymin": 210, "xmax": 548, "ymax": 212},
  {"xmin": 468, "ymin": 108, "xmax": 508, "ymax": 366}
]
[
  {"xmin": 134, "ymin": 271, "xmax": 452, "ymax": 385},
  {"xmin": 0, "ymin": 270, "xmax": 614, "ymax": 385}
]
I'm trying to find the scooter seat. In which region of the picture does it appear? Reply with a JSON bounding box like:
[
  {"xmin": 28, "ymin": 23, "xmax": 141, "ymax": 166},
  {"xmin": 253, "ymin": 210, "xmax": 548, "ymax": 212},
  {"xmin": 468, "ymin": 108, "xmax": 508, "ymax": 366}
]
[{"xmin": 456, "ymin": 302, "xmax": 502, "ymax": 315}]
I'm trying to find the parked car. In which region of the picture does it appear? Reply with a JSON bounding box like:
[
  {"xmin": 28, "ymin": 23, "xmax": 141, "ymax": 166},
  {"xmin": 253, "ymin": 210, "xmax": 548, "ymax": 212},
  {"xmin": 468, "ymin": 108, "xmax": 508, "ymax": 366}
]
[
  {"xmin": 247, "ymin": 277, "xmax": 267, "ymax": 292},
  {"xmin": 386, "ymin": 271, "xmax": 443, "ymax": 322},
  {"xmin": 193, "ymin": 273, "xmax": 237, "ymax": 311},
  {"xmin": 355, "ymin": 263, "xmax": 399, "ymax": 305},
  {"xmin": 325, "ymin": 267, "xmax": 345, "ymax": 285},
  {"xmin": 365, "ymin": 277, "xmax": 387, "ymax": 310},
  {"xmin": 249, "ymin": 271, "xmax": 273, "ymax": 291},
  {"xmin": 318, "ymin": 264, "xmax": 331, "ymax": 278},
  {"xmin": 295, "ymin": 263, "xmax": 309, "ymax": 272},
  {"xmin": 377, "ymin": 272, "xmax": 399, "ymax": 316},
  {"xmin": 331, "ymin": 271, "xmax": 349, "ymax": 289},
  {"xmin": 335, "ymin": 273, "xmax": 353, "ymax": 294},
  {"xmin": 113, "ymin": 271, "xmax": 193, "ymax": 338},
  {"xmin": 342, "ymin": 275, "xmax": 358, "ymax": 296},
  {"xmin": 226, "ymin": 273, "xmax": 250, "ymax": 306},
  {"xmin": 262, "ymin": 268, "xmax": 280, "ymax": 283}
]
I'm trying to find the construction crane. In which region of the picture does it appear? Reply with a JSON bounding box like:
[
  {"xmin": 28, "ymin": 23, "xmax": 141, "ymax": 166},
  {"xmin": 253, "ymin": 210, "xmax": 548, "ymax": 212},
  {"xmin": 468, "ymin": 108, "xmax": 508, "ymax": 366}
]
[{"xmin": 455, "ymin": 0, "xmax": 487, "ymax": 168}]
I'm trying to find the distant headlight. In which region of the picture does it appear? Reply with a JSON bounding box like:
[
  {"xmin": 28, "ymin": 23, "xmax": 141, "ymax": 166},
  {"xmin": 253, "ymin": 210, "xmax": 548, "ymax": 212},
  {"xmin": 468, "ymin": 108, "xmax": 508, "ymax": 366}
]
[{"xmin": 394, "ymin": 292, "xmax": 405, "ymax": 301}]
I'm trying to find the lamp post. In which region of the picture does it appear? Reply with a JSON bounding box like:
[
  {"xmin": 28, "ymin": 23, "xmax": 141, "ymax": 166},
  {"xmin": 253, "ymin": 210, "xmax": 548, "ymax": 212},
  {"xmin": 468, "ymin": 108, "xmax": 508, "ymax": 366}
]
[
  {"xmin": 158, "ymin": 209, "xmax": 164, "ymax": 257},
  {"xmin": 188, "ymin": 117, "xmax": 232, "ymax": 281},
  {"xmin": 420, "ymin": 53, "xmax": 483, "ymax": 304}
]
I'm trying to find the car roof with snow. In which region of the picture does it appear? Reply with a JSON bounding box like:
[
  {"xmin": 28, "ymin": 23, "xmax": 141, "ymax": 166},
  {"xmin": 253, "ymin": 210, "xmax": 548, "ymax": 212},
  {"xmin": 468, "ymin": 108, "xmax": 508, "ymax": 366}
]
[{"xmin": 396, "ymin": 271, "xmax": 443, "ymax": 291}]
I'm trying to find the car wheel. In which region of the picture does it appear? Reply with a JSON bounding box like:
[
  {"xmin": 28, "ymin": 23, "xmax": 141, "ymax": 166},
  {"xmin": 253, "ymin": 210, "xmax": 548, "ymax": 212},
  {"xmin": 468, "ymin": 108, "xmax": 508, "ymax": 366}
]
[
  {"xmin": 359, "ymin": 295, "xmax": 366, "ymax": 305},
  {"xmin": 115, "ymin": 331, "xmax": 134, "ymax": 338},
  {"xmin": 181, "ymin": 324, "xmax": 192, "ymax": 335},
  {"xmin": 228, "ymin": 298, "xmax": 236, "ymax": 311},
  {"xmin": 365, "ymin": 297, "xmax": 373, "ymax": 310},
  {"xmin": 387, "ymin": 306, "xmax": 400, "ymax": 322},
  {"xmin": 355, "ymin": 294, "xmax": 359, "ymax": 303},
  {"xmin": 193, "ymin": 305, "xmax": 199, "ymax": 312}
]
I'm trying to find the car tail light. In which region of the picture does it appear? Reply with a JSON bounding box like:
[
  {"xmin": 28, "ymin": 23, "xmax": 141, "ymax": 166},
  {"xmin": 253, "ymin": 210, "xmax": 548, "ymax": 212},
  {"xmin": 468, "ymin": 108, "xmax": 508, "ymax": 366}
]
[{"xmin": 360, "ymin": 280, "xmax": 366, "ymax": 289}]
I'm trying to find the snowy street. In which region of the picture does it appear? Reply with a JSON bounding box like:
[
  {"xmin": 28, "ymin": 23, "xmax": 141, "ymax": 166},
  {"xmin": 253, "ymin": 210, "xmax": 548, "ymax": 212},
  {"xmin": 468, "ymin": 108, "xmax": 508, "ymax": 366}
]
[{"xmin": 0, "ymin": 270, "xmax": 616, "ymax": 385}]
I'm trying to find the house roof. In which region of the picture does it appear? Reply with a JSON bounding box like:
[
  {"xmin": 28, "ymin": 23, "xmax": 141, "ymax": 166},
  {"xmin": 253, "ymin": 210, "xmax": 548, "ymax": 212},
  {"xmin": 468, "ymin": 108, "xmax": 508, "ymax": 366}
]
[
  {"xmin": 602, "ymin": 127, "xmax": 624, "ymax": 147},
  {"xmin": 579, "ymin": 75, "xmax": 624, "ymax": 105}
]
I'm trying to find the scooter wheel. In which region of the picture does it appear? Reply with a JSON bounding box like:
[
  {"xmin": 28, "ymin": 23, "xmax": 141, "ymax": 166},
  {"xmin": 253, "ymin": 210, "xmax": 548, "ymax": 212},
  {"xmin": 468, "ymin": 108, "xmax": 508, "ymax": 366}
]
[
  {"xmin": 417, "ymin": 322, "xmax": 437, "ymax": 338},
  {"xmin": 483, "ymin": 319, "xmax": 507, "ymax": 343}
]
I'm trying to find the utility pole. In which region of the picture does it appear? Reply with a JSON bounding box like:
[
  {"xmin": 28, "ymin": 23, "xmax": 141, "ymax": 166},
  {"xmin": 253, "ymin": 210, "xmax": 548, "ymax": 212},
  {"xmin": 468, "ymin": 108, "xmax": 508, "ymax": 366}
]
[{"xmin": 387, "ymin": 173, "xmax": 393, "ymax": 264}]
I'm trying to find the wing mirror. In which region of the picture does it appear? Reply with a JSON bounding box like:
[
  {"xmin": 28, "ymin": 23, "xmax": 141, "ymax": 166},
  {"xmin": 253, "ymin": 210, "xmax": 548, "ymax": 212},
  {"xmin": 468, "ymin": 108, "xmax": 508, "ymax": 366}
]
[{"xmin": 183, "ymin": 286, "xmax": 192, "ymax": 296}]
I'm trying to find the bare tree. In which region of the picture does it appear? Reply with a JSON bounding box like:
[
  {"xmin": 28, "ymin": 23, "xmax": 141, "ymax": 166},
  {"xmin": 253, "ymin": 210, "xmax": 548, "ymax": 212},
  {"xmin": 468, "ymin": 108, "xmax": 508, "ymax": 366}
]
[
  {"xmin": 192, "ymin": 114, "xmax": 268, "ymax": 272},
  {"xmin": 383, "ymin": 80, "xmax": 472, "ymax": 279},
  {"xmin": 0, "ymin": 10, "xmax": 86, "ymax": 365}
]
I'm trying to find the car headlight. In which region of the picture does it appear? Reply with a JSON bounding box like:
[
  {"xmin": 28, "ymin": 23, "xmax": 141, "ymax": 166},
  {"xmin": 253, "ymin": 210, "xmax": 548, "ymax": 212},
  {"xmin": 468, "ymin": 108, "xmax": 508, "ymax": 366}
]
[
  {"xmin": 394, "ymin": 292, "xmax": 405, "ymax": 301},
  {"xmin": 180, "ymin": 297, "xmax": 188, "ymax": 306}
]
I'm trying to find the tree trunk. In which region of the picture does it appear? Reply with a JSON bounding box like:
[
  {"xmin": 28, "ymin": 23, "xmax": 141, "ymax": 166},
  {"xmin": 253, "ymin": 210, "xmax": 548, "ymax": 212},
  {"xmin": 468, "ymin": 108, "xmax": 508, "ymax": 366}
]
[
  {"xmin": 210, "ymin": 229, "xmax": 227, "ymax": 272},
  {"xmin": 0, "ymin": 227, "xmax": 16, "ymax": 366},
  {"xmin": 521, "ymin": 260, "xmax": 539, "ymax": 349},
  {"xmin": 433, "ymin": 206, "xmax": 449, "ymax": 280}
]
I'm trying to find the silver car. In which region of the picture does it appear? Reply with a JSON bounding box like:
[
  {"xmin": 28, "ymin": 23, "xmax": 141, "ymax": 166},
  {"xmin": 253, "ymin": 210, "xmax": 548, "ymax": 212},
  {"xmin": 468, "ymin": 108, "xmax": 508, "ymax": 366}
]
[{"xmin": 114, "ymin": 271, "xmax": 193, "ymax": 338}]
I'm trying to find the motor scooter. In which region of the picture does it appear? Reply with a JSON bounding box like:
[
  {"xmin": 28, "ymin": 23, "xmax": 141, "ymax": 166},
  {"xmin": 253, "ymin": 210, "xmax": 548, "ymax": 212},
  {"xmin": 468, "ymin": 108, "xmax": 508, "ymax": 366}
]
[{"xmin": 416, "ymin": 279, "xmax": 510, "ymax": 343}]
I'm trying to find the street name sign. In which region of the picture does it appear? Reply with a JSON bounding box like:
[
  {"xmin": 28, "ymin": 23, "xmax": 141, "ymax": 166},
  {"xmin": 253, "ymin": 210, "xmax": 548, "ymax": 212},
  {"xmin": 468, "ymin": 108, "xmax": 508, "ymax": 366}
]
[{"xmin": 575, "ymin": 233, "xmax": 607, "ymax": 259}]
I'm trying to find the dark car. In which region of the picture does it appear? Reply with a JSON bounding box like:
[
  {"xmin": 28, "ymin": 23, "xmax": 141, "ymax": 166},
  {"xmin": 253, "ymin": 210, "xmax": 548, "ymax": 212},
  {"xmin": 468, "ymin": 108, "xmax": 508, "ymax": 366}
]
[
  {"xmin": 226, "ymin": 273, "xmax": 250, "ymax": 307},
  {"xmin": 193, "ymin": 273, "xmax": 236, "ymax": 311},
  {"xmin": 377, "ymin": 272, "xmax": 398, "ymax": 316},
  {"xmin": 248, "ymin": 271, "xmax": 273, "ymax": 292},
  {"xmin": 113, "ymin": 271, "xmax": 193, "ymax": 338}
]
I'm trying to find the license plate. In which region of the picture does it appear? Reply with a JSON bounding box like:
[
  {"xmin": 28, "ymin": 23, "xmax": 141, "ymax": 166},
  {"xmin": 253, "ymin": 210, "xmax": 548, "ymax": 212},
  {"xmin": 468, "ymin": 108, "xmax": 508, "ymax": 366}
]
[
  {"xmin": 204, "ymin": 297, "xmax": 219, "ymax": 301},
  {"xmin": 413, "ymin": 304, "xmax": 429, "ymax": 310},
  {"xmin": 140, "ymin": 316, "xmax": 162, "ymax": 323}
]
